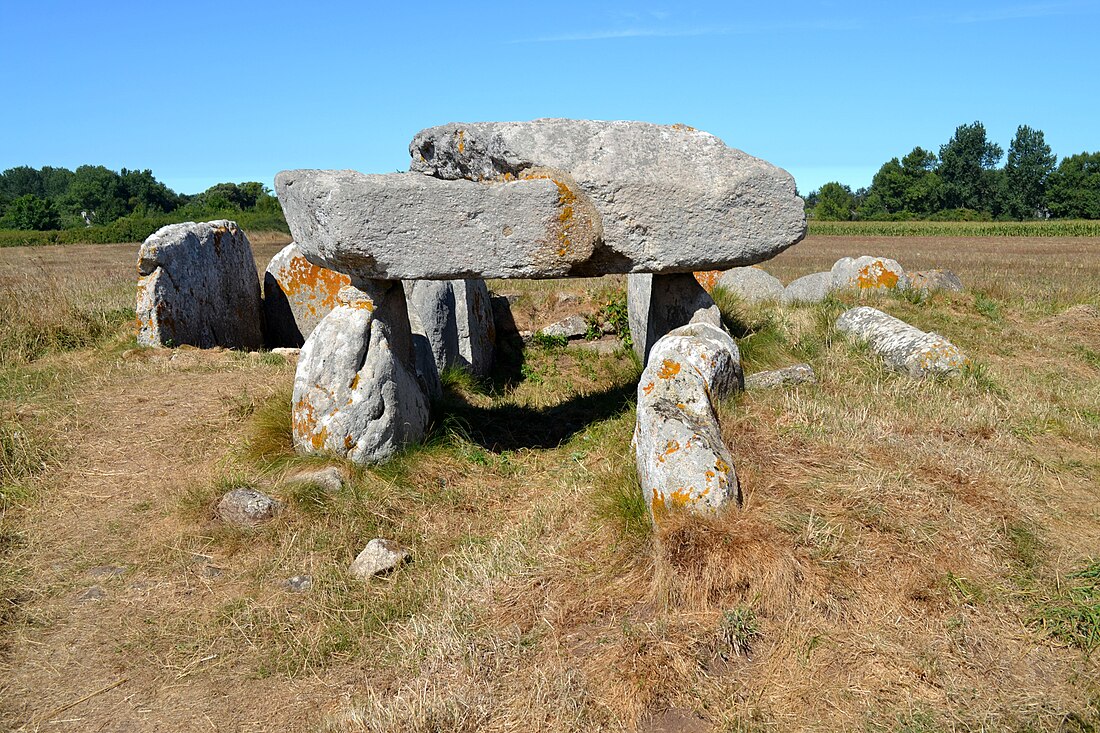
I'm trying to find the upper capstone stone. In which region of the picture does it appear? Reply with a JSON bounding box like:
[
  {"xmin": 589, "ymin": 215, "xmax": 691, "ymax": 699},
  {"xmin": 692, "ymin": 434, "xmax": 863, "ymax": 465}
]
[{"xmin": 409, "ymin": 119, "xmax": 806, "ymax": 275}]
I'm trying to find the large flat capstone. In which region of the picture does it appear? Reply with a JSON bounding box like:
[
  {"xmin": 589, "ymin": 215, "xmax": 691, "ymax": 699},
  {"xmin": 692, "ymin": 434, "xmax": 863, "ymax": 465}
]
[
  {"xmin": 136, "ymin": 220, "xmax": 263, "ymax": 349},
  {"xmin": 276, "ymin": 169, "xmax": 601, "ymax": 280}
]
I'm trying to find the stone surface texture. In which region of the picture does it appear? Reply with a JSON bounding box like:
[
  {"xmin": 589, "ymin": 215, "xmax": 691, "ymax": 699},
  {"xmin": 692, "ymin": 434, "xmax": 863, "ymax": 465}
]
[
  {"xmin": 263, "ymin": 242, "xmax": 351, "ymax": 347},
  {"xmin": 405, "ymin": 278, "xmax": 496, "ymax": 381},
  {"xmin": 276, "ymin": 169, "xmax": 602, "ymax": 280},
  {"xmin": 634, "ymin": 322, "xmax": 743, "ymax": 521},
  {"xmin": 292, "ymin": 282, "xmax": 429, "ymax": 464},
  {"xmin": 908, "ymin": 269, "xmax": 964, "ymax": 293},
  {"xmin": 409, "ymin": 119, "xmax": 806, "ymax": 276},
  {"xmin": 216, "ymin": 487, "xmax": 283, "ymax": 527},
  {"xmin": 628, "ymin": 273, "xmax": 722, "ymax": 364},
  {"xmin": 745, "ymin": 363, "xmax": 817, "ymax": 389},
  {"xmin": 136, "ymin": 220, "xmax": 263, "ymax": 349},
  {"xmin": 830, "ymin": 256, "xmax": 910, "ymax": 292},
  {"xmin": 715, "ymin": 266, "xmax": 786, "ymax": 302},
  {"xmin": 349, "ymin": 539, "xmax": 411, "ymax": 578},
  {"xmin": 693, "ymin": 270, "xmax": 723, "ymax": 293},
  {"xmin": 783, "ymin": 271, "xmax": 832, "ymax": 304},
  {"xmin": 836, "ymin": 306, "xmax": 969, "ymax": 377},
  {"xmin": 540, "ymin": 314, "xmax": 589, "ymax": 339}
]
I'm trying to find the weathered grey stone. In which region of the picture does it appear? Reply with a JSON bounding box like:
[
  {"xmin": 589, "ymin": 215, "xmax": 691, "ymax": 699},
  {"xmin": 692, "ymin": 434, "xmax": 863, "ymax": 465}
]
[
  {"xmin": 216, "ymin": 487, "xmax": 284, "ymax": 527},
  {"xmin": 282, "ymin": 575, "xmax": 313, "ymax": 592},
  {"xmin": 276, "ymin": 169, "xmax": 602, "ymax": 280},
  {"xmin": 263, "ymin": 242, "xmax": 351, "ymax": 347},
  {"xmin": 835, "ymin": 306, "xmax": 969, "ymax": 377},
  {"xmin": 715, "ymin": 267, "xmax": 786, "ymax": 302},
  {"xmin": 908, "ymin": 269, "xmax": 964, "ymax": 293},
  {"xmin": 405, "ymin": 279, "xmax": 496, "ymax": 379},
  {"xmin": 410, "ymin": 119, "xmax": 806, "ymax": 274},
  {"xmin": 745, "ymin": 363, "xmax": 817, "ymax": 389},
  {"xmin": 540, "ymin": 314, "xmax": 588, "ymax": 340},
  {"xmin": 634, "ymin": 322, "xmax": 743, "ymax": 521},
  {"xmin": 136, "ymin": 220, "xmax": 263, "ymax": 349},
  {"xmin": 292, "ymin": 282, "xmax": 429, "ymax": 464},
  {"xmin": 783, "ymin": 271, "xmax": 832, "ymax": 304},
  {"xmin": 79, "ymin": 586, "xmax": 107, "ymax": 602},
  {"xmin": 286, "ymin": 466, "xmax": 345, "ymax": 493},
  {"xmin": 349, "ymin": 538, "xmax": 411, "ymax": 578},
  {"xmin": 628, "ymin": 273, "xmax": 723, "ymax": 364},
  {"xmin": 830, "ymin": 256, "xmax": 909, "ymax": 292}
]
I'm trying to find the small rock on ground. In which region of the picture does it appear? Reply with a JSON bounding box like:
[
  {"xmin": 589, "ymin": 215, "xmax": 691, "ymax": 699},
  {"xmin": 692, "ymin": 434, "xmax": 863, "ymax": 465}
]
[
  {"xmin": 216, "ymin": 487, "xmax": 284, "ymax": 527},
  {"xmin": 907, "ymin": 269, "xmax": 964, "ymax": 292},
  {"xmin": 745, "ymin": 363, "xmax": 817, "ymax": 389},
  {"xmin": 286, "ymin": 466, "xmax": 344, "ymax": 493},
  {"xmin": 271, "ymin": 347, "xmax": 301, "ymax": 361},
  {"xmin": 79, "ymin": 586, "xmax": 107, "ymax": 602},
  {"xmin": 349, "ymin": 539, "xmax": 411, "ymax": 579},
  {"xmin": 282, "ymin": 575, "xmax": 313, "ymax": 592},
  {"xmin": 87, "ymin": 565, "xmax": 128, "ymax": 579},
  {"xmin": 539, "ymin": 314, "xmax": 589, "ymax": 339}
]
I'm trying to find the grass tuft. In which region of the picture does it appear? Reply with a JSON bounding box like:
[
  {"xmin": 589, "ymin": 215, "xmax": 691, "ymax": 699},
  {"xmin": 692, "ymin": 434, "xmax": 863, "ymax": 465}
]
[
  {"xmin": 1030, "ymin": 561, "xmax": 1100, "ymax": 653},
  {"xmin": 244, "ymin": 386, "xmax": 295, "ymax": 469}
]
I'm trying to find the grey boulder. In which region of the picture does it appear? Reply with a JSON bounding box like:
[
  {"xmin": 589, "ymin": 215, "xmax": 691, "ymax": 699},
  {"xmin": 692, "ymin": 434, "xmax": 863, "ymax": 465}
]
[
  {"xmin": 715, "ymin": 266, "xmax": 786, "ymax": 302},
  {"xmin": 634, "ymin": 322, "xmax": 743, "ymax": 522},
  {"xmin": 349, "ymin": 538, "xmax": 411, "ymax": 578},
  {"xmin": 745, "ymin": 363, "xmax": 817, "ymax": 389},
  {"xmin": 830, "ymin": 256, "xmax": 909, "ymax": 292},
  {"xmin": 263, "ymin": 242, "xmax": 351, "ymax": 347},
  {"xmin": 908, "ymin": 269, "xmax": 964, "ymax": 293},
  {"xmin": 292, "ymin": 281, "xmax": 429, "ymax": 464},
  {"xmin": 216, "ymin": 487, "xmax": 283, "ymax": 527},
  {"xmin": 836, "ymin": 306, "xmax": 969, "ymax": 377},
  {"xmin": 628, "ymin": 273, "xmax": 723, "ymax": 364},
  {"xmin": 136, "ymin": 220, "xmax": 263, "ymax": 349},
  {"xmin": 539, "ymin": 314, "xmax": 588, "ymax": 340},
  {"xmin": 783, "ymin": 271, "xmax": 832, "ymax": 304},
  {"xmin": 405, "ymin": 278, "xmax": 496, "ymax": 381},
  {"xmin": 410, "ymin": 119, "xmax": 806, "ymax": 275}
]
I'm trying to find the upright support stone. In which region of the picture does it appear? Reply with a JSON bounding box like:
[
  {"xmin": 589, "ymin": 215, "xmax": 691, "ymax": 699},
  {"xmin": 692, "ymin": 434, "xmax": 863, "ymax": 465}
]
[
  {"xmin": 263, "ymin": 242, "xmax": 350, "ymax": 347},
  {"xmin": 291, "ymin": 281, "xmax": 428, "ymax": 464},
  {"xmin": 634, "ymin": 322, "xmax": 743, "ymax": 522},
  {"xmin": 627, "ymin": 273, "xmax": 722, "ymax": 364},
  {"xmin": 136, "ymin": 220, "xmax": 263, "ymax": 349},
  {"xmin": 405, "ymin": 278, "xmax": 496, "ymax": 380}
]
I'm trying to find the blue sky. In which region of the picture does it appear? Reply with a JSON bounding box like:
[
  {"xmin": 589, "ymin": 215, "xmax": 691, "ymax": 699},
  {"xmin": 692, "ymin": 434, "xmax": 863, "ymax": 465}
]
[{"xmin": 2, "ymin": 0, "xmax": 1098, "ymax": 195}]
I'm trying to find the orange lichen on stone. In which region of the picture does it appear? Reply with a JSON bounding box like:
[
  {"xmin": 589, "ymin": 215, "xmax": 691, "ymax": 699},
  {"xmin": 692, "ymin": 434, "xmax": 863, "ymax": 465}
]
[
  {"xmin": 657, "ymin": 439, "xmax": 681, "ymax": 463},
  {"xmin": 693, "ymin": 270, "xmax": 722, "ymax": 293},
  {"xmin": 349, "ymin": 373, "xmax": 361, "ymax": 391},
  {"xmin": 292, "ymin": 397, "xmax": 321, "ymax": 447},
  {"xmin": 519, "ymin": 169, "xmax": 578, "ymax": 257},
  {"xmin": 855, "ymin": 260, "xmax": 899, "ymax": 289},
  {"xmin": 278, "ymin": 254, "xmax": 350, "ymax": 313},
  {"xmin": 455, "ymin": 128, "xmax": 466, "ymax": 154},
  {"xmin": 671, "ymin": 123, "xmax": 697, "ymax": 131},
  {"xmin": 642, "ymin": 381, "xmax": 655, "ymax": 395},
  {"xmin": 656, "ymin": 359, "xmax": 681, "ymax": 379}
]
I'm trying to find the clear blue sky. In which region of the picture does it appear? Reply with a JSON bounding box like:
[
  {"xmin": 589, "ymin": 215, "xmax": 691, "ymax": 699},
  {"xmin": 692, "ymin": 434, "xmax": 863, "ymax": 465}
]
[{"xmin": 2, "ymin": 0, "xmax": 1098, "ymax": 196}]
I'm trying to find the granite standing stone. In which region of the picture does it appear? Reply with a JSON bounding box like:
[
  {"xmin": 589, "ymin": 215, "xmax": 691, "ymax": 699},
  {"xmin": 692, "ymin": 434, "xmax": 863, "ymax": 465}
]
[
  {"xmin": 628, "ymin": 273, "xmax": 723, "ymax": 364},
  {"xmin": 136, "ymin": 220, "xmax": 263, "ymax": 349},
  {"xmin": 405, "ymin": 278, "xmax": 496, "ymax": 380},
  {"xmin": 830, "ymin": 256, "xmax": 910, "ymax": 292},
  {"xmin": 634, "ymin": 322, "xmax": 743, "ymax": 521},
  {"xmin": 835, "ymin": 306, "xmax": 969, "ymax": 378},
  {"xmin": 263, "ymin": 242, "xmax": 351, "ymax": 347}
]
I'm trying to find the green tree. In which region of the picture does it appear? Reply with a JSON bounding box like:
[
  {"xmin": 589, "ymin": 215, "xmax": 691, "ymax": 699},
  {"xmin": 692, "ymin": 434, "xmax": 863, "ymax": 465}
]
[
  {"xmin": 0, "ymin": 194, "xmax": 60, "ymax": 230},
  {"xmin": 812, "ymin": 182, "xmax": 855, "ymax": 220},
  {"xmin": 1004, "ymin": 125, "xmax": 1056, "ymax": 219},
  {"xmin": 119, "ymin": 168, "xmax": 180, "ymax": 214},
  {"xmin": 39, "ymin": 166, "xmax": 74, "ymax": 202},
  {"xmin": 1045, "ymin": 152, "xmax": 1100, "ymax": 219},
  {"xmin": 937, "ymin": 121, "xmax": 1003, "ymax": 213},
  {"xmin": 65, "ymin": 165, "xmax": 127, "ymax": 224},
  {"xmin": 0, "ymin": 166, "xmax": 44, "ymax": 200}
]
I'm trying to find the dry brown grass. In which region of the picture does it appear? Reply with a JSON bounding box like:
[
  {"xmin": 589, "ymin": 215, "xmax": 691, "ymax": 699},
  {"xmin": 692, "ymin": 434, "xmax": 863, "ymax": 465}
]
[{"xmin": 0, "ymin": 236, "xmax": 1098, "ymax": 732}]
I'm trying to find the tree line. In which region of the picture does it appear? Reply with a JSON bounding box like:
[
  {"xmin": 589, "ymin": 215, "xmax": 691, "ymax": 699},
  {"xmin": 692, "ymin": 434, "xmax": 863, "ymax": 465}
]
[
  {"xmin": 804, "ymin": 122, "xmax": 1099, "ymax": 221},
  {"xmin": 0, "ymin": 165, "xmax": 284, "ymax": 232}
]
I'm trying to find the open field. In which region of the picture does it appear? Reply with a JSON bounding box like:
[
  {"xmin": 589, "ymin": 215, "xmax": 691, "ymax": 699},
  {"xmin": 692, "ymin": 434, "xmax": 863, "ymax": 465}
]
[{"xmin": 1, "ymin": 235, "xmax": 1098, "ymax": 732}]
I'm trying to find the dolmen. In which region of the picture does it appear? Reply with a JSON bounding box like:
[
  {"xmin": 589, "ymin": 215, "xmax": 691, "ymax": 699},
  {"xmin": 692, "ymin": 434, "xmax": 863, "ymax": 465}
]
[{"xmin": 275, "ymin": 120, "xmax": 806, "ymax": 495}]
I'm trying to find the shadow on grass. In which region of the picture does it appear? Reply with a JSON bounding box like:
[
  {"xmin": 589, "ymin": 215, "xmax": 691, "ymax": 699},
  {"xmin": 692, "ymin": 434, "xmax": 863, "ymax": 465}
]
[{"xmin": 431, "ymin": 379, "xmax": 638, "ymax": 452}]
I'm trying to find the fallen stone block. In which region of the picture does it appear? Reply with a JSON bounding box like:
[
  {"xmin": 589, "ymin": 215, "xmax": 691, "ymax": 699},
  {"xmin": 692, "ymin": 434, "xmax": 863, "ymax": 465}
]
[
  {"xmin": 783, "ymin": 271, "xmax": 832, "ymax": 304},
  {"xmin": 634, "ymin": 322, "xmax": 743, "ymax": 522},
  {"xmin": 406, "ymin": 278, "xmax": 496, "ymax": 380},
  {"xmin": 908, "ymin": 269, "xmax": 964, "ymax": 293},
  {"xmin": 263, "ymin": 242, "xmax": 351, "ymax": 347},
  {"xmin": 715, "ymin": 266, "xmax": 786, "ymax": 302},
  {"xmin": 628, "ymin": 273, "xmax": 723, "ymax": 364},
  {"xmin": 276, "ymin": 169, "xmax": 602, "ymax": 280},
  {"xmin": 350, "ymin": 538, "xmax": 411, "ymax": 578},
  {"xmin": 292, "ymin": 281, "xmax": 429, "ymax": 464},
  {"xmin": 540, "ymin": 314, "xmax": 588, "ymax": 340},
  {"xmin": 136, "ymin": 220, "xmax": 263, "ymax": 349},
  {"xmin": 410, "ymin": 119, "xmax": 806, "ymax": 275},
  {"xmin": 830, "ymin": 256, "xmax": 909, "ymax": 292},
  {"xmin": 745, "ymin": 363, "xmax": 817, "ymax": 389},
  {"xmin": 835, "ymin": 306, "xmax": 969, "ymax": 377}
]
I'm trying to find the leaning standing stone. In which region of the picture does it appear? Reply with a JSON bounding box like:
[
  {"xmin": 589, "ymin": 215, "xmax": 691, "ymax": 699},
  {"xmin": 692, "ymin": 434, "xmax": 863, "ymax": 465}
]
[
  {"xmin": 830, "ymin": 256, "xmax": 909, "ymax": 292},
  {"xmin": 405, "ymin": 279, "xmax": 496, "ymax": 379},
  {"xmin": 835, "ymin": 306, "xmax": 969, "ymax": 378},
  {"xmin": 627, "ymin": 273, "xmax": 723, "ymax": 364},
  {"xmin": 634, "ymin": 322, "xmax": 743, "ymax": 522},
  {"xmin": 292, "ymin": 282, "xmax": 428, "ymax": 464},
  {"xmin": 136, "ymin": 220, "xmax": 263, "ymax": 349},
  {"xmin": 715, "ymin": 266, "xmax": 786, "ymax": 303},
  {"xmin": 263, "ymin": 242, "xmax": 350, "ymax": 347}
]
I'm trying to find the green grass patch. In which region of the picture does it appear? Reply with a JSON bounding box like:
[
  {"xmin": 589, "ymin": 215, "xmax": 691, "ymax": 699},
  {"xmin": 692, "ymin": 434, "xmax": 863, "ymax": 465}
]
[
  {"xmin": 1030, "ymin": 561, "xmax": 1100, "ymax": 653},
  {"xmin": 808, "ymin": 219, "xmax": 1100, "ymax": 237},
  {"xmin": 0, "ymin": 414, "xmax": 53, "ymax": 509}
]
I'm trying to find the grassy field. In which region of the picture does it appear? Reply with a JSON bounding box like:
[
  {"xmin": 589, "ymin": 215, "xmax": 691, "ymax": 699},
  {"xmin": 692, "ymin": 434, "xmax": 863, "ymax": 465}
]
[
  {"xmin": 808, "ymin": 219, "xmax": 1100, "ymax": 237},
  {"xmin": 1, "ymin": 234, "xmax": 1098, "ymax": 732}
]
